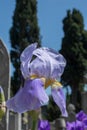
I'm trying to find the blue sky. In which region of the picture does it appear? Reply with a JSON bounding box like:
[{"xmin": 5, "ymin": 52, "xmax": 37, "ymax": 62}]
[
  {"xmin": 0, "ymin": 0, "xmax": 87, "ymax": 95},
  {"xmin": 0, "ymin": 1, "xmax": 87, "ymax": 52},
  {"xmin": 38, "ymin": 0, "xmax": 87, "ymax": 50}
]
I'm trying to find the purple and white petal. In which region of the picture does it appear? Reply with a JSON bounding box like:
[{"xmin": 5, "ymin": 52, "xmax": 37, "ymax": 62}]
[
  {"xmin": 51, "ymin": 88, "xmax": 68, "ymax": 117},
  {"xmin": 6, "ymin": 79, "xmax": 49, "ymax": 113},
  {"xmin": 33, "ymin": 47, "xmax": 66, "ymax": 79},
  {"xmin": 20, "ymin": 43, "xmax": 37, "ymax": 79}
]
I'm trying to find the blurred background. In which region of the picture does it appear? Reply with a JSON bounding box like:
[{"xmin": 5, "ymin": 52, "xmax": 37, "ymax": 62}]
[{"xmin": 0, "ymin": 0, "xmax": 87, "ymax": 130}]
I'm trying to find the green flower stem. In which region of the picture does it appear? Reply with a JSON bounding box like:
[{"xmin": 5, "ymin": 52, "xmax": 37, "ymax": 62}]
[
  {"xmin": 30, "ymin": 110, "xmax": 39, "ymax": 130},
  {"xmin": 32, "ymin": 118, "xmax": 37, "ymax": 130}
]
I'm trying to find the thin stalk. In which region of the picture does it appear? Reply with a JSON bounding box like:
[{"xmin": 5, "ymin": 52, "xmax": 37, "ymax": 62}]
[
  {"xmin": 30, "ymin": 110, "xmax": 40, "ymax": 130},
  {"xmin": 32, "ymin": 119, "xmax": 37, "ymax": 130}
]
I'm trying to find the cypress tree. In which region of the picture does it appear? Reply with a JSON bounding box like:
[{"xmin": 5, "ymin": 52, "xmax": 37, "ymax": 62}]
[
  {"xmin": 10, "ymin": 0, "xmax": 41, "ymax": 95},
  {"xmin": 60, "ymin": 9, "xmax": 87, "ymax": 110}
]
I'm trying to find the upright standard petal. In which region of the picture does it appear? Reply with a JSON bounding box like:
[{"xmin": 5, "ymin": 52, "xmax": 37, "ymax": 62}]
[
  {"xmin": 20, "ymin": 43, "xmax": 66, "ymax": 79},
  {"xmin": 20, "ymin": 43, "xmax": 37, "ymax": 62},
  {"xmin": 51, "ymin": 88, "xmax": 68, "ymax": 117},
  {"xmin": 6, "ymin": 79, "xmax": 49, "ymax": 113},
  {"xmin": 20, "ymin": 43, "xmax": 37, "ymax": 79},
  {"xmin": 32, "ymin": 47, "xmax": 66, "ymax": 79}
]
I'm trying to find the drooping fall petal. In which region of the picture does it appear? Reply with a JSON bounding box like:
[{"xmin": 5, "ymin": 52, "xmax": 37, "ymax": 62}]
[
  {"xmin": 51, "ymin": 87, "xmax": 68, "ymax": 117},
  {"xmin": 6, "ymin": 79, "xmax": 49, "ymax": 113}
]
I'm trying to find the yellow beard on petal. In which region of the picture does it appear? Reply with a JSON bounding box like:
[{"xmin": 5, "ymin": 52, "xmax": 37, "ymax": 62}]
[
  {"xmin": 41, "ymin": 78, "xmax": 62, "ymax": 89},
  {"xmin": 51, "ymin": 80, "xmax": 62, "ymax": 89},
  {"xmin": 40, "ymin": 78, "xmax": 54, "ymax": 88},
  {"xmin": 30, "ymin": 75, "xmax": 54, "ymax": 88},
  {"xmin": 30, "ymin": 75, "xmax": 38, "ymax": 79},
  {"xmin": 30, "ymin": 75, "xmax": 62, "ymax": 89}
]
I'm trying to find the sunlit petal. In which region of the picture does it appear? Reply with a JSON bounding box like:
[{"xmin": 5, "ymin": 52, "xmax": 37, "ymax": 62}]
[
  {"xmin": 20, "ymin": 44, "xmax": 66, "ymax": 79},
  {"xmin": 20, "ymin": 43, "xmax": 37, "ymax": 79},
  {"xmin": 51, "ymin": 88, "xmax": 68, "ymax": 117},
  {"xmin": 6, "ymin": 79, "xmax": 49, "ymax": 113},
  {"xmin": 32, "ymin": 47, "xmax": 66, "ymax": 79}
]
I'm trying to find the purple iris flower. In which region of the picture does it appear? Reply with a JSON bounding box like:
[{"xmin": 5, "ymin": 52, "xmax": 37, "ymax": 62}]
[
  {"xmin": 6, "ymin": 79, "xmax": 48, "ymax": 113},
  {"xmin": 66, "ymin": 120, "xmax": 84, "ymax": 130},
  {"xmin": 67, "ymin": 111, "xmax": 87, "ymax": 130},
  {"xmin": 38, "ymin": 119, "xmax": 50, "ymax": 130},
  {"xmin": 76, "ymin": 110, "xmax": 87, "ymax": 121},
  {"xmin": 83, "ymin": 118, "xmax": 87, "ymax": 129},
  {"xmin": 6, "ymin": 43, "xmax": 67, "ymax": 117},
  {"xmin": 76, "ymin": 111, "xmax": 87, "ymax": 129}
]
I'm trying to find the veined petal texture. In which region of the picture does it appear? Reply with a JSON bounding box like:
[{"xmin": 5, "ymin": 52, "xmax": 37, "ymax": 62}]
[
  {"xmin": 30, "ymin": 47, "xmax": 66, "ymax": 79},
  {"xmin": 51, "ymin": 88, "xmax": 68, "ymax": 117},
  {"xmin": 6, "ymin": 79, "xmax": 49, "ymax": 113},
  {"xmin": 20, "ymin": 43, "xmax": 37, "ymax": 79}
]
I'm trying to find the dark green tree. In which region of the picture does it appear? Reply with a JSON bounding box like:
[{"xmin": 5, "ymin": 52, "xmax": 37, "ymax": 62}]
[
  {"xmin": 60, "ymin": 9, "xmax": 87, "ymax": 109},
  {"xmin": 10, "ymin": 0, "xmax": 41, "ymax": 95}
]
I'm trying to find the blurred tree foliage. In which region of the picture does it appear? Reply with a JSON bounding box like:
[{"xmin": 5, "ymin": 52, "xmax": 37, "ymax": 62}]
[
  {"xmin": 42, "ymin": 95, "xmax": 61, "ymax": 122},
  {"xmin": 60, "ymin": 9, "xmax": 87, "ymax": 110},
  {"xmin": 10, "ymin": 0, "xmax": 41, "ymax": 95}
]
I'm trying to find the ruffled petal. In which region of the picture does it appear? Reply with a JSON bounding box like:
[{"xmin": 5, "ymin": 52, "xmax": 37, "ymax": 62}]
[
  {"xmin": 20, "ymin": 43, "xmax": 37, "ymax": 62},
  {"xmin": 51, "ymin": 88, "xmax": 68, "ymax": 117},
  {"xmin": 32, "ymin": 47, "xmax": 66, "ymax": 79},
  {"xmin": 6, "ymin": 79, "xmax": 49, "ymax": 113},
  {"xmin": 20, "ymin": 43, "xmax": 37, "ymax": 79},
  {"xmin": 20, "ymin": 43, "xmax": 66, "ymax": 79}
]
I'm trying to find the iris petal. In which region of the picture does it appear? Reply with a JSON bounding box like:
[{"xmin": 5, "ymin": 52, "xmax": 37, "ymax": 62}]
[
  {"xmin": 32, "ymin": 47, "xmax": 66, "ymax": 79},
  {"xmin": 51, "ymin": 88, "xmax": 68, "ymax": 117},
  {"xmin": 20, "ymin": 43, "xmax": 37, "ymax": 79},
  {"xmin": 76, "ymin": 110, "xmax": 87, "ymax": 121},
  {"xmin": 6, "ymin": 79, "xmax": 49, "ymax": 113},
  {"xmin": 66, "ymin": 120, "xmax": 84, "ymax": 130},
  {"xmin": 38, "ymin": 119, "xmax": 50, "ymax": 130},
  {"xmin": 83, "ymin": 118, "xmax": 87, "ymax": 128},
  {"xmin": 7, "ymin": 43, "xmax": 67, "ymax": 115},
  {"xmin": 20, "ymin": 44, "xmax": 66, "ymax": 79}
]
